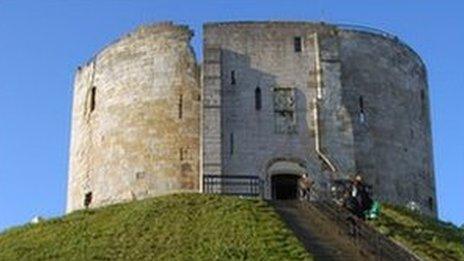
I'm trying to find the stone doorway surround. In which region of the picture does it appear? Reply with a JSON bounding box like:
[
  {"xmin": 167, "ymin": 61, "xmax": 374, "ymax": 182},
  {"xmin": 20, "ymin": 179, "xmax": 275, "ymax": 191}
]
[{"xmin": 265, "ymin": 159, "xmax": 309, "ymax": 200}]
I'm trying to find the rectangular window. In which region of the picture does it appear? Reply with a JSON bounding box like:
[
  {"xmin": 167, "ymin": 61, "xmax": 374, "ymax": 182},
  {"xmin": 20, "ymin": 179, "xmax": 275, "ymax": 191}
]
[
  {"xmin": 255, "ymin": 87, "xmax": 262, "ymax": 111},
  {"xmin": 294, "ymin": 37, "xmax": 302, "ymax": 52},
  {"xmin": 428, "ymin": 197, "xmax": 434, "ymax": 211},
  {"xmin": 231, "ymin": 70, "xmax": 236, "ymax": 85},
  {"xmin": 359, "ymin": 96, "xmax": 364, "ymax": 113},
  {"xmin": 420, "ymin": 89, "xmax": 426, "ymax": 119},
  {"xmin": 230, "ymin": 133, "xmax": 234, "ymax": 155},
  {"xmin": 136, "ymin": 172, "xmax": 145, "ymax": 180},
  {"xmin": 359, "ymin": 96, "xmax": 365, "ymax": 123},
  {"xmin": 178, "ymin": 94, "xmax": 183, "ymax": 119},
  {"xmin": 89, "ymin": 87, "xmax": 96, "ymax": 113}
]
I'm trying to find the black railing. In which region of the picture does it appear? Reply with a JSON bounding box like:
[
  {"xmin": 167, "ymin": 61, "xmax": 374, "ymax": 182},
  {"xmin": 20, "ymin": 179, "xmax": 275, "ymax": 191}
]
[
  {"xmin": 203, "ymin": 174, "xmax": 262, "ymax": 197},
  {"xmin": 335, "ymin": 23, "xmax": 426, "ymax": 69}
]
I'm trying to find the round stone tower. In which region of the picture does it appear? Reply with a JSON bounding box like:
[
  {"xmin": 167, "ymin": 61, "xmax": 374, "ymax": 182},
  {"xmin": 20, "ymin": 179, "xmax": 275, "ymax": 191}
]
[
  {"xmin": 337, "ymin": 26, "xmax": 435, "ymax": 214},
  {"xmin": 68, "ymin": 20, "xmax": 436, "ymax": 216},
  {"xmin": 202, "ymin": 21, "xmax": 436, "ymax": 215},
  {"xmin": 67, "ymin": 22, "xmax": 200, "ymax": 212}
]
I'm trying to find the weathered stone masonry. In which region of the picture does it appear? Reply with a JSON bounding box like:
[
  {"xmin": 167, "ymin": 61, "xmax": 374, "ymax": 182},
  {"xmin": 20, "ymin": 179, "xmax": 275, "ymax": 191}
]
[
  {"xmin": 202, "ymin": 22, "xmax": 436, "ymax": 215},
  {"xmin": 67, "ymin": 22, "xmax": 200, "ymax": 212},
  {"xmin": 68, "ymin": 21, "xmax": 436, "ymax": 216}
]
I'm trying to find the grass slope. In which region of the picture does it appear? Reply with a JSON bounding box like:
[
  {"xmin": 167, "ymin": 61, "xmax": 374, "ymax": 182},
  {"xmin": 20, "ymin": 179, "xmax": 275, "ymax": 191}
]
[
  {"xmin": 0, "ymin": 194, "xmax": 311, "ymax": 260},
  {"xmin": 371, "ymin": 204, "xmax": 464, "ymax": 261}
]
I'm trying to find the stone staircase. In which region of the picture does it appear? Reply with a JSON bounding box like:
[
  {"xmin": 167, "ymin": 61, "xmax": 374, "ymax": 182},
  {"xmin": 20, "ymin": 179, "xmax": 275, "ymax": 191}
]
[{"xmin": 273, "ymin": 200, "xmax": 423, "ymax": 261}]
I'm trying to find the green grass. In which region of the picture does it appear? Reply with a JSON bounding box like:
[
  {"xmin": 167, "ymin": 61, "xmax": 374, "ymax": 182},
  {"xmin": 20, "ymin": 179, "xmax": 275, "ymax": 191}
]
[
  {"xmin": 371, "ymin": 204, "xmax": 464, "ymax": 261},
  {"xmin": 0, "ymin": 193, "xmax": 312, "ymax": 261}
]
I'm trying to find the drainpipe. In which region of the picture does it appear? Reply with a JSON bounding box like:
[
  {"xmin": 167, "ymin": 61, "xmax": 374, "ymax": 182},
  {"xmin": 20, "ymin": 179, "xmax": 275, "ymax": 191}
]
[{"xmin": 312, "ymin": 33, "xmax": 336, "ymax": 172}]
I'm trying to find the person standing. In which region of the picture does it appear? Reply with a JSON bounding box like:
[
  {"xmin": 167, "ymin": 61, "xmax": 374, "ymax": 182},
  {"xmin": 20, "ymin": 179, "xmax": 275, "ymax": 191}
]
[
  {"xmin": 351, "ymin": 174, "xmax": 373, "ymax": 218},
  {"xmin": 298, "ymin": 174, "xmax": 313, "ymax": 202}
]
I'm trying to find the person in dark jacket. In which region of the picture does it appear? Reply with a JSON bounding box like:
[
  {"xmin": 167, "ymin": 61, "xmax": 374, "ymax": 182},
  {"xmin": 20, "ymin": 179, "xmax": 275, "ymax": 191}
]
[{"xmin": 350, "ymin": 174, "xmax": 373, "ymax": 218}]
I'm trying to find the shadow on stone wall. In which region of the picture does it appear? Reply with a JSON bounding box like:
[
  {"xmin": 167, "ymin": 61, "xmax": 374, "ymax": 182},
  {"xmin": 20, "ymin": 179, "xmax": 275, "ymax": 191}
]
[{"xmin": 219, "ymin": 50, "xmax": 325, "ymax": 197}]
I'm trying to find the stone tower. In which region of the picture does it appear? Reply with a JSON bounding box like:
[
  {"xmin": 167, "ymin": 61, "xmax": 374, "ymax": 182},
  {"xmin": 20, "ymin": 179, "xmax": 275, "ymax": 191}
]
[
  {"xmin": 68, "ymin": 21, "xmax": 436, "ymax": 216},
  {"xmin": 67, "ymin": 22, "xmax": 200, "ymax": 212},
  {"xmin": 202, "ymin": 22, "xmax": 436, "ymax": 215}
]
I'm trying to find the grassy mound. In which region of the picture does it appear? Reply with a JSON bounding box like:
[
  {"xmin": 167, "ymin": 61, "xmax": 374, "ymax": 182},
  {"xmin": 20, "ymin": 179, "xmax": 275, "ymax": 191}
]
[
  {"xmin": 371, "ymin": 204, "xmax": 464, "ymax": 261},
  {"xmin": 0, "ymin": 194, "xmax": 311, "ymax": 260}
]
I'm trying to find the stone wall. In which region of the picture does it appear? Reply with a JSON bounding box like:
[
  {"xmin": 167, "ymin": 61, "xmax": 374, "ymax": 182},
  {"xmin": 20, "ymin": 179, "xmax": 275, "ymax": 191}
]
[
  {"xmin": 202, "ymin": 22, "xmax": 436, "ymax": 215},
  {"xmin": 203, "ymin": 22, "xmax": 357, "ymax": 199},
  {"xmin": 67, "ymin": 22, "xmax": 200, "ymax": 212},
  {"xmin": 68, "ymin": 20, "xmax": 436, "ymax": 216},
  {"xmin": 338, "ymin": 30, "xmax": 436, "ymax": 215}
]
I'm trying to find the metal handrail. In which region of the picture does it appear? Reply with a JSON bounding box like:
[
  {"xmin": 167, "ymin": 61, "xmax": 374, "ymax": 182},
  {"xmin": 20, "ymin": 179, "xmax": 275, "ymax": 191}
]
[
  {"xmin": 335, "ymin": 23, "xmax": 426, "ymax": 69},
  {"xmin": 203, "ymin": 174, "xmax": 263, "ymax": 197},
  {"xmin": 335, "ymin": 23, "xmax": 399, "ymax": 40}
]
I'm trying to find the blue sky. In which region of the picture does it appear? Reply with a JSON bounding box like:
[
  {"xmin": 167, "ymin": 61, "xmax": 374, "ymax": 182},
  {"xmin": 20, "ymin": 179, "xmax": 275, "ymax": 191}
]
[{"xmin": 0, "ymin": 1, "xmax": 462, "ymax": 230}]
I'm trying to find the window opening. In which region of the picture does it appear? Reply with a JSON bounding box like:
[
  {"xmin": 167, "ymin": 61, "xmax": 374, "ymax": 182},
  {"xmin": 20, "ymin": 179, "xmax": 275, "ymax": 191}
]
[
  {"xmin": 231, "ymin": 70, "xmax": 236, "ymax": 85},
  {"xmin": 294, "ymin": 37, "xmax": 302, "ymax": 52},
  {"xmin": 84, "ymin": 192, "xmax": 93, "ymax": 209},
  {"xmin": 420, "ymin": 89, "xmax": 427, "ymax": 119},
  {"xmin": 89, "ymin": 87, "xmax": 96, "ymax": 113},
  {"xmin": 359, "ymin": 95, "xmax": 365, "ymax": 123},
  {"xmin": 230, "ymin": 133, "xmax": 234, "ymax": 155},
  {"xmin": 255, "ymin": 87, "xmax": 262, "ymax": 111},
  {"xmin": 136, "ymin": 172, "xmax": 145, "ymax": 180},
  {"xmin": 178, "ymin": 94, "xmax": 183, "ymax": 119},
  {"xmin": 428, "ymin": 197, "xmax": 434, "ymax": 211},
  {"xmin": 359, "ymin": 96, "xmax": 364, "ymax": 113}
]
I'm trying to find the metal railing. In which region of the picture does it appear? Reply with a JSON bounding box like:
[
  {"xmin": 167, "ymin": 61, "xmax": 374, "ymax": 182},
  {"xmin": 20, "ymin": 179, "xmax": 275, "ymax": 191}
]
[
  {"xmin": 311, "ymin": 200, "xmax": 422, "ymax": 261},
  {"xmin": 335, "ymin": 23, "xmax": 399, "ymax": 40},
  {"xmin": 203, "ymin": 174, "xmax": 262, "ymax": 197},
  {"xmin": 335, "ymin": 23, "xmax": 426, "ymax": 69}
]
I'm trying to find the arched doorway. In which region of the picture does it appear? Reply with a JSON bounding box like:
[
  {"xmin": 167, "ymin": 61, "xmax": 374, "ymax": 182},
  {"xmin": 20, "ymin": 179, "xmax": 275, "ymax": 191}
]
[
  {"xmin": 266, "ymin": 160, "xmax": 308, "ymax": 200},
  {"xmin": 271, "ymin": 174, "xmax": 300, "ymax": 200}
]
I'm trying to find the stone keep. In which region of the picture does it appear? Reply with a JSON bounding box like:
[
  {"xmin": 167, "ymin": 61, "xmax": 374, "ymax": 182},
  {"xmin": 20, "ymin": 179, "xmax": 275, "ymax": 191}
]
[
  {"xmin": 68, "ymin": 21, "xmax": 436, "ymax": 216},
  {"xmin": 67, "ymin": 23, "xmax": 200, "ymax": 212}
]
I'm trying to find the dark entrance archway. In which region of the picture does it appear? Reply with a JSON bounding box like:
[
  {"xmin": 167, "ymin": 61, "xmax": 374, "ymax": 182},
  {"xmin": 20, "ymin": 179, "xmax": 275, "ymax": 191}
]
[{"xmin": 271, "ymin": 174, "xmax": 300, "ymax": 200}]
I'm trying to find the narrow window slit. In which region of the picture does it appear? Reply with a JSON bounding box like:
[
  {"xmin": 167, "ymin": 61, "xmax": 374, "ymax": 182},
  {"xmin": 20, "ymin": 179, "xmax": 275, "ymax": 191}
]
[
  {"xmin": 359, "ymin": 96, "xmax": 364, "ymax": 113},
  {"xmin": 428, "ymin": 197, "xmax": 434, "ymax": 211},
  {"xmin": 359, "ymin": 95, "xmax": 365, "ymax": 123},
  {"xmin": 294, "ymin": 37, "xmax": 302, "ymax": 52},
  {"xmin": 178, "ymin": 94, "xmax": 183, "ymax": 119},
  {"xmin": 230, "ymin": 133, "xmax": 234, "ymax": 155},
  {"xmin": 255, "ymin": 87, "xmax": 262, "ymax": 111},
  {"xmin": 136, "ymin": 172, "xmax": 145, "ymax": 180},
  {"xmin": 231, "ymin": 70, "xmax": 236, "ymax": 85},
  {"xmin": 89, "ymin": 87, "xmax": 96, "ymax": 113},
  {"xmin": 420, "ymin": 90, "xmax": 426, "ymax": 119}
]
